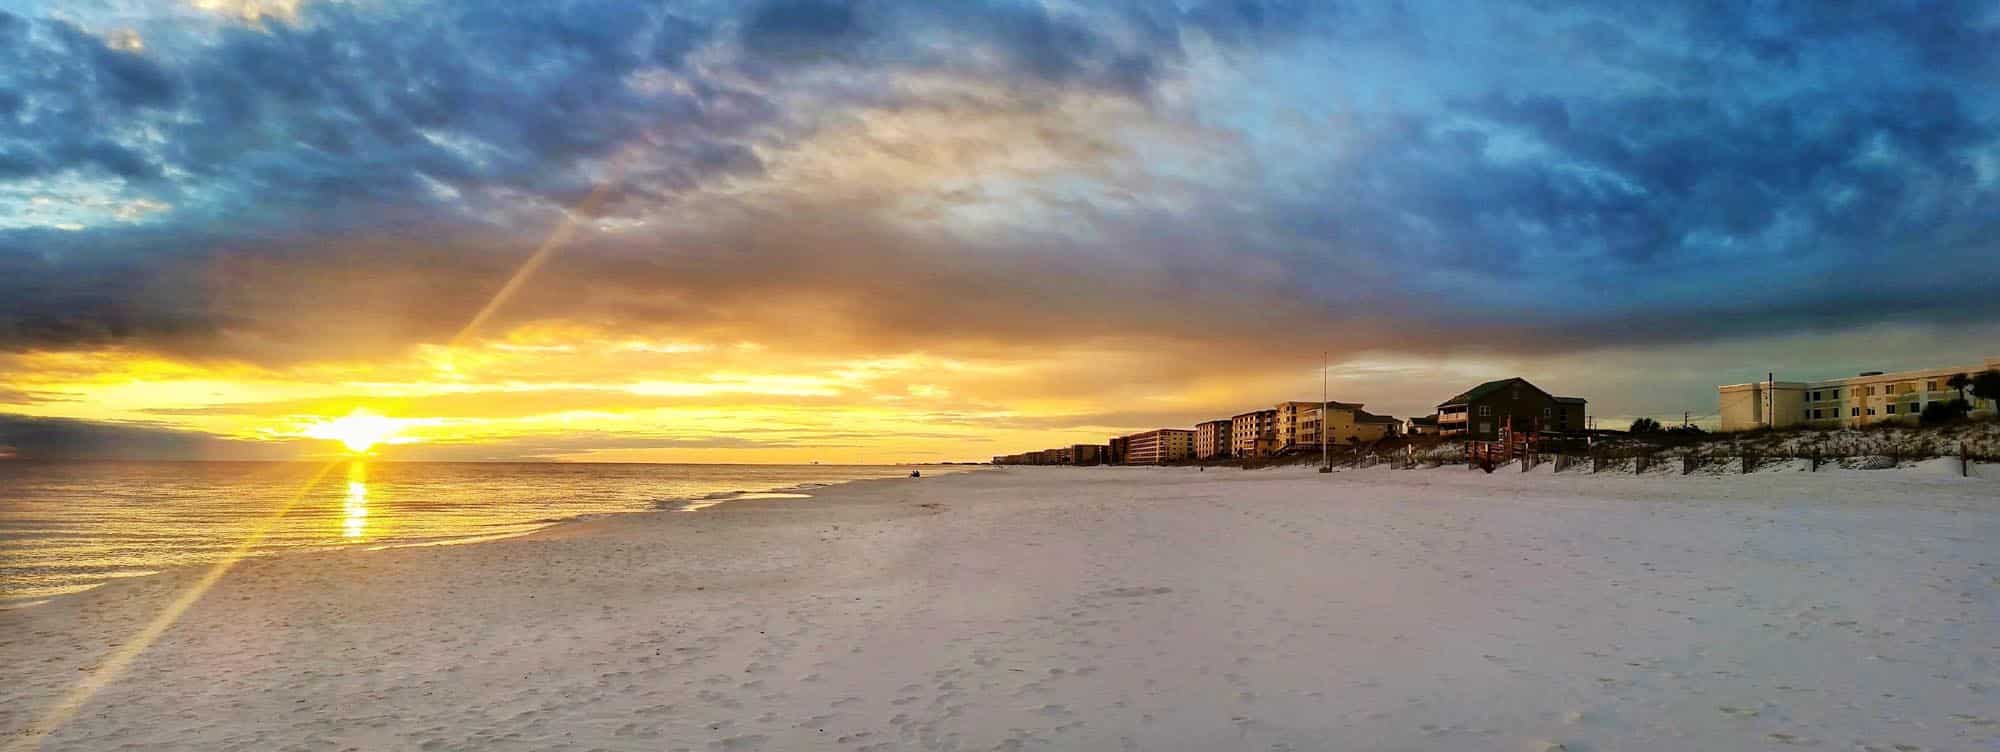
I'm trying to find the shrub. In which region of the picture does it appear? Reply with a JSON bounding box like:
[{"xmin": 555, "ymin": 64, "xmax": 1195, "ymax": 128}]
[
  {"xmin": 1973, "ymin": 370, "xmax": 2000, "ymax": 414},
  {"xmin": 1629, "ymin": 417, "xmax": 1662, "ymax": 434},
  {"xmin": 1921, "ymin": 399, "xmax": 1970, "ymax": 425}
]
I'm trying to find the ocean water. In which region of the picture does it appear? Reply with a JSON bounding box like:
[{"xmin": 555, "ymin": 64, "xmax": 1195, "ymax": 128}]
[{"xmin": 0, "ymin": 460, "xmax": 952, "ymax": 606}]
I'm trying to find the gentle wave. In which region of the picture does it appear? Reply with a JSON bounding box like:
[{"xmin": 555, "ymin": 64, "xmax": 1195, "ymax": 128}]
[{"xmin": 0, "ymin": 461, "xmax": 959, "ymax": 605}]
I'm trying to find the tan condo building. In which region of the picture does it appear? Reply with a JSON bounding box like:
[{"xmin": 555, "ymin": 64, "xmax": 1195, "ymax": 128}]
[
  {"xmin": 1123, "ymin": 429, "xmax": 1195, "ymax": 464},
  {"xmin": 1273, "ymin": 401, "xmax": 1323, "ymax": 451},
  {"xmin": 1719, "ymin": 356, "xmax": 2000, "ymax": 431},
  {"xmin": 1194, "ymin": 420, "xmax": 1233, "ymax": 460},
  {"xmin": 1230, "ymin": 409, "xmax": 1278, "ymax": 458},
  {"xmin": 1300, "ymin": 402, "xmax": 1402, "ymax": 446}
]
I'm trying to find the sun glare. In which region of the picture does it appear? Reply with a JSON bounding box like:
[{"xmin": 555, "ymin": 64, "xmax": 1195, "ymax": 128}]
[{"xmin": 305, "ymin": 410, "xmax": 406, "ymax": 453}]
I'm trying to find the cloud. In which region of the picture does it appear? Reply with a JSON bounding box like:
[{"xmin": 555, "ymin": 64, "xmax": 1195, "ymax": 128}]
[
  {"xmin": 0, "ymin": 413, "xmax": 303, "ymax": 460},
  {"xmin": 0, "ymin": 0, "xmax": 1994, "ymax": 454}
]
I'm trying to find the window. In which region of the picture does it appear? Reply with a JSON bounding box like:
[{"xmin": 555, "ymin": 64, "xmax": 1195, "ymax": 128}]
[
  {"xmin": 1885, "ymin": 404, "xmax": 1896, "ymax": 415},
  {"xmin": 1478, "ymin": 405, "xmax": 1491, "ymax": 416},
  {"xmin": 1831, "ymin": 388, "xmax": 1839, "ymax": 399},
  {"xmin": 1865, "ymin": 386, "xmax": 1875, "ymax": 395},
  {"xmin": 1866, "ymin": 408, "xmax": 1876, "ymax": 416},
  {"xmin": 1851, "ymin": 407, "xmax": 1860, "ymax": 417},
  {"xmin": 1811, "ymin": 409, "xmax": 1822, "ymax": 419},
  {"xmin": 1543, "ymin": 407, "xmax": 1552, "ymax": 417},
  {"xmin": 1810, "ymin": 390, "xmax": 1820, "ymax": 401},
  {"xmin": 1925, "ymin": 380, "xmax": 1937, "ymax": 392}
]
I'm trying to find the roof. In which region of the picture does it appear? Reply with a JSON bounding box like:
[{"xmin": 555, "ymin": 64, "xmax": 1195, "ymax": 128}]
[
  {"xmin": 1122, "ymin": 428, "xmax": 1194, "ymax": 439},
  {"xmin": 1553, "ymin": 396, "xmax": 1587, "ymax": 405},
  {"xmin": 1231, "ymin": 409, "xmax": 1277, "ymax": 419},
  {"xmin": 1440, "ymin": 378, "xmax": 1576, "ymax": 408},
  {"xmin": 1196, "ymin": 418, "xmax": 1232, "ymax": 428},
  {"xmin": 1278, "ymin": 400, "xmax": 1360, "ymax": 410},
  {"xmin": 1407, "ymin": 415, "xmax": 1439, "ymax": 426},
  {"xmin": 1354, "ymin": 410, "xmax": 1400, "ymax": 424},
  {"xmin": 1311, "ymin": 401, "xmax": 1364, "ymax": 411},
  {"xmin": 1432, "ymin": 378, "xmax": 1520, "ymax": 408}
]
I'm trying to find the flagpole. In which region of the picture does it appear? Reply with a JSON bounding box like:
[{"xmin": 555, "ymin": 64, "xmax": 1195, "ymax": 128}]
[{"xmin": 1321, "ymin": 350, "xmax": 1330, "ymax": 472}]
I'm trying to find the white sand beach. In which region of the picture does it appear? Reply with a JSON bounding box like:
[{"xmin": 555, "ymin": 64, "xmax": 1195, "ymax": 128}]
[{"xmin": 4, "ymin": 464, "xmax": 1997, "ymax": 751}]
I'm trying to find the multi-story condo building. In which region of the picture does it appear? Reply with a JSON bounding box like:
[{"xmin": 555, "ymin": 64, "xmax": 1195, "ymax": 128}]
[
  {"xmin": 1300, "ymin": 402, "xmax": 1402, "ymax": 446},
  {"xmin": 1070, "ymin": 444, "xmax": 1108, "ymax": 466},
  {"xmin": 1194, "ymin": 420, "xmax": 1233, "ymax": 460},
  {"xmin": 1122, "ymin": 429, "xmax": 1195, "ymax": 465},
  {"xmin": 1718, "ymin": 356, "xmax": 2000, "ymax": 431},
  {"xmin": 1273, "ymin": 401, "xmax": 1324, "ymax": 450},
  {"xmin": 1230, "ymin": 409, "xmax": 1277, "ymax": 458},
  {"xmin": 1436, "ymin": 378, "xmax": 1587, "ymax": 440}
]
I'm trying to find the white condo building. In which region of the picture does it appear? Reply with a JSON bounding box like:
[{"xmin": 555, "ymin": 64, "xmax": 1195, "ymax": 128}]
[{"xmin": 1718, "ymin": 356, "xmax": 2000, "ymax": 431}]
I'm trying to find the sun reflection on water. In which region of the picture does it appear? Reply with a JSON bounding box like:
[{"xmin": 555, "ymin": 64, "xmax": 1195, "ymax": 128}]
[{"xmin": 343, "ymin": 461, "xmax": 368, "ymax": 539}]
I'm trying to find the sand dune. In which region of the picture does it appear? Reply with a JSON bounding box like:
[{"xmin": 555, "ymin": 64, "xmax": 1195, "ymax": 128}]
[{"xmin": 4, "ymin": 465, "xmax": 1996, "ymax": 751}]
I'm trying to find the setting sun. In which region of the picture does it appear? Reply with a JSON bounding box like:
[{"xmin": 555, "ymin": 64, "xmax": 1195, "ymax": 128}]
[{"xmin": 305, "ymin": 410, "xmax": 407, "ymax": 453}]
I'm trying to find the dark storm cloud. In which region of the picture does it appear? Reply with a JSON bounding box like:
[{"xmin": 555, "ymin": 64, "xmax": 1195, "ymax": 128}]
[
  {"xmin": 0, "ymin": 0, "xmax": 1326, "ymax": 359},
  {"xmin": 0, "ymin": 0, "xmax": 1994, "ymax": 363},
  {"xmin": 0, "ymin": 413, "xmax": 303, "ymax": 460},
  {"xmin": 390, "ymin": 433, "xmax": 866, "ymax": 462},
  {"xmin": 733, "ymin": 0, "xmax": 1315, "ymax": 92}
]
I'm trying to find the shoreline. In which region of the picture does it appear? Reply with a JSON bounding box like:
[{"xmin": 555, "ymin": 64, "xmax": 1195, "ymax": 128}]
[{"xmin": 0, "ymin": 467, "xmax": 979, "ymax": 612}]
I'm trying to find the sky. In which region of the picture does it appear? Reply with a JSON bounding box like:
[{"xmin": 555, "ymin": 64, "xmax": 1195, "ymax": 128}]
[{"xmin": 1, "ymin": 0, "xmax": 1997, "ymax": 462}]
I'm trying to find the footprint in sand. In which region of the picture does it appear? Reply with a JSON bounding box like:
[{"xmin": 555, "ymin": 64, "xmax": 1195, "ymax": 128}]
[{"xmin": 1088, "ymin": 586, "xmax": 1172, "ymax": 599}]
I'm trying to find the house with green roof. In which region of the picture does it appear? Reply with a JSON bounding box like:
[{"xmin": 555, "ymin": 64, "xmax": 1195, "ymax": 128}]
[{"xmin": 1434, "ymin": 378, "xmax": 1587, "ymax": 441}]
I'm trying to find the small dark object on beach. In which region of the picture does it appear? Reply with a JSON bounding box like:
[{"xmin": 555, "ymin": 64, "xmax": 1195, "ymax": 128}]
[{"xmin": 909, "ymin": 470, "xmax": 921, "ymax": 478}]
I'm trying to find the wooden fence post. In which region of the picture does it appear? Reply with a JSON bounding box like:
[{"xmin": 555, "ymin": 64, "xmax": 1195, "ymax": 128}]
[
  {"xmin": 1741, "ymin": 453, "xmax": 1756, "ymax": 474},
  {"xmin": 1682, "ymin": 453, "xmax": 1696, "ymax": 475},
  {"xmin": 1963, "ymin": 442, "xmax": 1971, "ymax": 478},
  {"xmin": 1811, "ymin": 448, "xmax": 1819, "ymax": 472}
]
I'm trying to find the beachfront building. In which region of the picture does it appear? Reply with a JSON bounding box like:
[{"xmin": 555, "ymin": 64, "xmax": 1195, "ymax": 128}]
[
  {"xmin": 1298, "ymin": 402, "xmax": 1402, "ymax": 447},
  {"xmin": 1717, "ymin": 356, "xmax": 2000, "ymax": 431},
  {"xmin": 1294, "ymin": 401, "xmax": 1353, "ymax": 445},
  {"xmin": 1230, "ymin": 409, "xmax": 1278, "ymax": 458},
  {"xmin": 1436, "ymin": 378, "xmax": 1588, "ymax": 441},
  {"xmin": 1070, "ymin": 444, "xmax": 1109, "ymax": 466},
  {"xmin": 1274, "ymin": 401, "xmax": 1317, "ymax": 451},
  {"xmin": 1043, "ymin": 446, "xmax": 1074, "ymax": 465},
  {"xmin": 1194, "ymin": 419, "xmax": 1233, "ymax": 460},
  {"xmin": 1122, "ymin": 429, "xmax": 1195, "ymax": 465},
  {"xmin": 1404, "ymin": 415, "xmax": 1440, "ymax": 436},
  {"xmin": 1107, "ymin": 436, "xmax": 1129, "ymax": 465}
]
